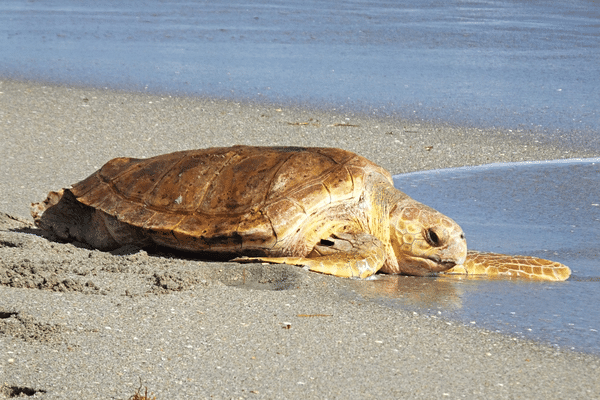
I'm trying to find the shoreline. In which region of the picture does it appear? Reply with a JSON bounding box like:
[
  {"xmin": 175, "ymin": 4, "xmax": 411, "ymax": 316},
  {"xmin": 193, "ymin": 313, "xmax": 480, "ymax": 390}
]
[
  {"xmin": 2, "ymin": 78, "xmax": 598, "ymax": 220},
  {"xmin": 1, "ymin": 79, "xmax": 599, "ymax": 399}
]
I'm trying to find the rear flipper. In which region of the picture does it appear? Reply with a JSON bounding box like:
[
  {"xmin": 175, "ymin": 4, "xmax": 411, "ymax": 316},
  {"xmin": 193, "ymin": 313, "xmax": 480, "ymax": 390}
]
[
  {"xmin": 443, "ymin": 250, "xmax": 571, "ymax": 281},
  {"xmin": 31, "ymin": 189, "xmax": 150, "ymax": 250},
  {"xmin": 233, "ymin": 233, "xmax": 386, "ymax": 279}
]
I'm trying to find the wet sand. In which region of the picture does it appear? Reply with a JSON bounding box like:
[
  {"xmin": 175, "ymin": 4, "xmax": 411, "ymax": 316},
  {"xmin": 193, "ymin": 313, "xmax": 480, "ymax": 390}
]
[{"xmin": 1, "ymin": 79, "xmax": 599, "ymax": 399}]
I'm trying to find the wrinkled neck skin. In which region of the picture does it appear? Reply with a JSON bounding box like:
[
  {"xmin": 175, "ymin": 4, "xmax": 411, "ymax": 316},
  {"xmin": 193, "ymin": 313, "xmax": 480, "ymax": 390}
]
[
  {"xmin": 284, "ymin": 173, "xmax": 399, "ymax": 257},
  {"xmin": 363, "ymin": 175, "xmax": 413, "ymax": 273},
  {"xmin": 367, "ymin": 175, "xmax": 467, "ymax": 276}
]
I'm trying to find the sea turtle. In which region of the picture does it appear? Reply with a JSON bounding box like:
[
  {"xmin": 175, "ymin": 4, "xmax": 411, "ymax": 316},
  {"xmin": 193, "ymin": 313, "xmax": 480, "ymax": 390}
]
[{"xmin": 31, "ymin": 145, "xmax": 571, "ymax": 281}]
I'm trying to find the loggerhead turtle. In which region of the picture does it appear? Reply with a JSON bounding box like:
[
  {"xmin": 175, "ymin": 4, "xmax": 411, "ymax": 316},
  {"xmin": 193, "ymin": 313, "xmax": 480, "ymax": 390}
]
[{"xmin": 31, "ymin": 145, "xmax": 570, "ymax": 281}]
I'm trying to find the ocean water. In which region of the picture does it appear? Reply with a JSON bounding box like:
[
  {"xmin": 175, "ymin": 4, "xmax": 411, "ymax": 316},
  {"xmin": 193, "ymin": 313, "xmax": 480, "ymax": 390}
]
[
  {"xmin": 1, "ymin": 1, "xmax": 599, "ymax": 352},
  {"xmin": 340, "ymin": 159, "xmax": 600, "ymax": 354},
  {"xmin": 385, "ymin": 159, "xmax": 600, "ymax": 354},
  {"xmin": 1, "ymin": 0, "xmax": 599, "ymax": 147}
]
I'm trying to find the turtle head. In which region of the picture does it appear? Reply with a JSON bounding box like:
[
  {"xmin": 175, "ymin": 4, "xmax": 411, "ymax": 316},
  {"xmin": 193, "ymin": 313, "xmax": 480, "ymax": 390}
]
[{"xmin": 387, "ymin": 203, "xmax": 467, "ymax": 276}]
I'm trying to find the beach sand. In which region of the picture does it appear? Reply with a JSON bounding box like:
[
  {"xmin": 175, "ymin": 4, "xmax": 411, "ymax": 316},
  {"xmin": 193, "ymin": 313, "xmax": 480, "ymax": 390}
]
[{"xmin": 1, "ymin": 79, "xmax": 599, "ymax": 399}]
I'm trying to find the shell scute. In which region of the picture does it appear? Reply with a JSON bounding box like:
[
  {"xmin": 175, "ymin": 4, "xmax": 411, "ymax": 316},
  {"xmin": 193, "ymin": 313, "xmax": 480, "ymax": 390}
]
[
  {"xmin": 134, "ymin": 213, "xmax": 185, "ymax": 248},
  {"xmin": 77, "ymin": 183, "xmax": 121, "ymax": 215},
  {"xmin": 70, "ymin": 172, "xmax": 103, "ymax": 199},
  {"xmin": 267, "ymin": 151, "xmax": 340, "ymax": 200},
  {"xmin": 174, "ymin": 214, "xmax": 242, "ymax": 250},
  {"xmin": 322, "ymin": 166, "xmax": 354, "ymax": 202},
  {"xmin": 143, "ymin": 212, "xmax": 185, "ymax": 231},
  {"xmin": 108, "ymin": 153, "xmax": 184, "ymax": 203},
  {"xmin": 263, "ymin": 198, "xmax": 307, "ymax": 240},
  {"xmin": 145, "ymin": 154, "xmax": 220, "ymax": 212},
  {"xmin": 117, "ymin": 204, "xmax": 156, "ymax": 226},
  {"xmin": 98, "ymin": 156, "xmax": 141, "ymax": 180},
  {"xmin": 199, "ymin": 151, "xmax": 286, "ymax": 214},
  {"xmin": 284, "ymin": 183, "xmax": 330, "ymax": 215},
  {"xmin": 345, "ymin": 165, "xmax": 370, "ymax": 198},
  {"xmin": 237, "ymin": 210, "xmax": 277, "ymax": 249},
  {"xmin": 314, "ymin": 147, "xmax": 357, "ymax": 165}
]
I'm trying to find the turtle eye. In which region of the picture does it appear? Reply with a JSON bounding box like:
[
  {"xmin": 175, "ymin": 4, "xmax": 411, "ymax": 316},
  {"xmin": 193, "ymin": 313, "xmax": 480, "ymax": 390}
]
[
  {"xmin": 319, "ymin": 239, "xmax": 335, "ymax": 246},
  {"xmin": 425, "ymin": 228, "xmax": 441, "ymax": 247}
]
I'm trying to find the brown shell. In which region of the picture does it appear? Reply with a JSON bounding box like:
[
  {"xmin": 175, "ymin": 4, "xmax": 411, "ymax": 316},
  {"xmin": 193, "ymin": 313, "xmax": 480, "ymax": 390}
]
[{"xmin": 69, "ymin": 146, "xmax": 391, "ymax": 251}]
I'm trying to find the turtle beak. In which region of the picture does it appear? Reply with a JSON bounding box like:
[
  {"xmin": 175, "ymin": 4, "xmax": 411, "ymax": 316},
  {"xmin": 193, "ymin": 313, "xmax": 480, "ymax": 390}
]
[
  {"xmin": 447, "ymin": 232, "xmax": 467, "ymax": 265},
  {"xmin": 432, "ymin": 232, "xmax": 467, "ymax": 271}
]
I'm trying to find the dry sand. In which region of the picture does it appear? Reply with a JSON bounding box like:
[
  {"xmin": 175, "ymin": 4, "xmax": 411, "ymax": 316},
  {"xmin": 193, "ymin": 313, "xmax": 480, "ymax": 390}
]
[{"xmin": 1, "ymin": 79, "xmax": 599, "ymax": 399}]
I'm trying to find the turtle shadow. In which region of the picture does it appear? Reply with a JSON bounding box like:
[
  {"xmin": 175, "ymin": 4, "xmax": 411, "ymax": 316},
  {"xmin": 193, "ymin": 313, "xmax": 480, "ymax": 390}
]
[
  {"xmin": 0, "ymin": 212, "xmax": 35, "ymax": 232},
  {"xmin": 0, "ymin": 211, "xmax": 69, "ymax": 243},
  {"xmin": 147, "ymin": 246, "xmax": 305, "ymax": 291},
  {"xmin": 6, "ymin": 223, "xmax": 101, "ymax": 252},
  {"xmin": 1, "ymin": 212, "xmax": 303, "ymax": 292},
  {"xmin": 1, "ymin": 211, "xmax": 262, "ymax": 259},
  {"xmin": 0, "ymin": 212, "xmax": 148, "ymax": 255}
]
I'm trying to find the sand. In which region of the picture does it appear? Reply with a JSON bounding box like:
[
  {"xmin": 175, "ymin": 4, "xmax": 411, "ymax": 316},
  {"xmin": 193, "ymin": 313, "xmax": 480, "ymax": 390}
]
[{"xmin": 1, "ymin": 78, "xmax": 599, "ymax": 399}]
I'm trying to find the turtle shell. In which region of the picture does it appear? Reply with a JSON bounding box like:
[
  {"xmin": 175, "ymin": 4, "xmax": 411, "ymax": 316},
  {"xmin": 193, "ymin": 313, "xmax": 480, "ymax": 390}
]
[{"xmin": 70, "ymin": 146, "xmax": 391, "ymax": 252}]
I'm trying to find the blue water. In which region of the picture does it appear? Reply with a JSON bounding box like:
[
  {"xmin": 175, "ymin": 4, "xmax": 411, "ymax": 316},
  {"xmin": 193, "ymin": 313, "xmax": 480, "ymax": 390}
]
[
  {"xmin": 387, "ymin": 159, "xmax": 600, "ymax": 354},
  {"xmin": 341, "ymin": 159, "xmax": 600, "ymax": 354},
  {"xmin": 1, "ymin": 0, "xmax": 599, "ymax": 147},
  {"xmin": 2, "ymin": 1, "xmax": 599, "ymax": 353}
]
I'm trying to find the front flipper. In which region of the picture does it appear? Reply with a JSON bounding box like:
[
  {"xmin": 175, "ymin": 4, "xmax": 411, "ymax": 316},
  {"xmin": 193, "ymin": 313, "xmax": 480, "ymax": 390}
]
[
  {"xmin": 442, "ymin": 250, "xmax": 571, "ymax": 281},
  {"xmin": 233, "ymin": 233, "xmax": 386, "ymax": 279}
]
